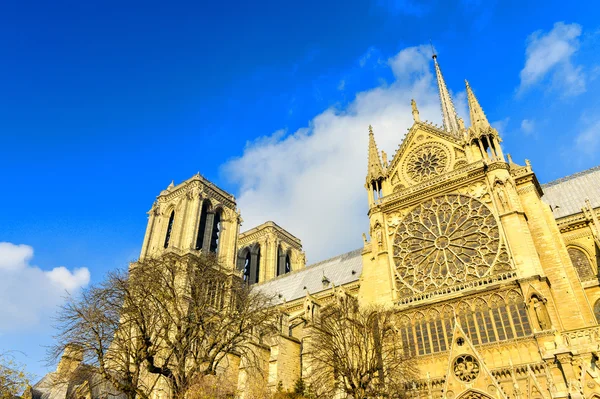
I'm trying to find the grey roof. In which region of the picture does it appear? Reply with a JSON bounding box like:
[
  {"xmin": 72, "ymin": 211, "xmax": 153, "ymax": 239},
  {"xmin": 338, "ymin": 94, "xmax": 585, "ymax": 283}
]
[
  {"xmin": 256, "ymin": 248, "xmax": 363, "ymax": 304},
  {"xmin": 542, "ymin": 165, "xmax": 600, "ymax": 219}
]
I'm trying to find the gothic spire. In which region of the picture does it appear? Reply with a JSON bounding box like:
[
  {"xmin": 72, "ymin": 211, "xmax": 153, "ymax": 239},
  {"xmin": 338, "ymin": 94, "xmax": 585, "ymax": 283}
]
[
  {"xmin": 465, "ymin": 80, "xmax": 491, "ymax": 132},
  {"xmin": 366, "ymin": 125, "xmax": 384, "ymax": 183},
  {"xmin": 432, "ymin": 53, "xmax": 461, "ymax": 137}
]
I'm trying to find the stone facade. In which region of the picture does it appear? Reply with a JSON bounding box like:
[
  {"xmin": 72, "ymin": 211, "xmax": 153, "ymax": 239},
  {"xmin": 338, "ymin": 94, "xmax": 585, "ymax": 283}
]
[{"xmin": 34, "ymin": 55, "xmax": 600, "ymax": 399}]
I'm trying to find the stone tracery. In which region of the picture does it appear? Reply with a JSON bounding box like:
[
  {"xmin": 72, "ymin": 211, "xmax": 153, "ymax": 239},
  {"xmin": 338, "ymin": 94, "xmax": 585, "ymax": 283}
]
[
  {"xmin": 405, "ymin": 143, "xmax": 450, "ymax": 183},
  {"xmin": 393, "ymin": 194, "xmax": 500, "ymax": 294}
]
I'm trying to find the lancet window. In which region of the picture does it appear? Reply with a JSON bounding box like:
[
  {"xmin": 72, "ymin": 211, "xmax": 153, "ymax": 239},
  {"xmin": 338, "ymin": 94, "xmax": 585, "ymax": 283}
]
[
  {"xmin": 163, "ymin": 210, "xmax": 175, "ymax": 248},
  {"xmin": 398, "ymin": 291, "xmax": 531, "ymax": 356},
  {"xmin": 277, "ymin": 245, "xmax": 292, "ymax": 276},
  {"xmin": 195, "ymin": 200, "xmax": 210, "ymax": 250},
  {"xmin": 237, "ymin": 244, "xmax": 261, "ymax": 284},
  {"xmin": 209, "ymin": 208, "xmax": 222, "ymax": 254},
  {"xmin": 568, "ymin": 247, "xmax": 596, "ymax": 282}
]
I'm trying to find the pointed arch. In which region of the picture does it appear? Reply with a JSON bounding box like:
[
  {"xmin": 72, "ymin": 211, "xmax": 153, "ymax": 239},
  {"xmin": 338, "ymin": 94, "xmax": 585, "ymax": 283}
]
[
  {"xmin": 456, "ymin": 389, "xmax": 495, "ymax": 399},
  {"xmin": 568, "ymin": 246, "xmax": 596, "ymax": 282},
  {"xmin": 195, "ymin": 199, "xmax": 211, "ymax": 250},
  {"xmin": 594, "ymin": 299, "xmax": 600, "ymax": 324},
  {"xmin": 237, "ymin": 246, "xmax": 251, "ymax": 283},
  {"xmin": 506, "ymin": 290, "xmax": 532, "ymax": 336},
  {"xmin": 473, "ymin": 298, "xmax": 494, "ymax": 344},
  {"xmin": 456, "ymin": 301, "xmax": 479, "ymax": 345}
]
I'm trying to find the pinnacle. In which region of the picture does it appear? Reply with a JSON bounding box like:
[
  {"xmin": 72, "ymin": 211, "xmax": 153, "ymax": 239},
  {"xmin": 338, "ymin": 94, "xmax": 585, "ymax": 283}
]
[
  {"xmin": 465, "ymin": 80, "xmax": 490, "ymax": 130},
  {"xmin": 366, "ymin": 125, "xmax": 384, "ymax": 183}
]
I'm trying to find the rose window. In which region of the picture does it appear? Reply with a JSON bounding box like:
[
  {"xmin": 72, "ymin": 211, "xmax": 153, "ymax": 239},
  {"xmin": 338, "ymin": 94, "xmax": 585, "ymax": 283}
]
[
  {"xmin": 453, "ymin": 355, "xmax": 480, "ymax": 382},
  {"xmin": 406, "ymin": 145, "xmax": 449, "ymax": 182},
  {"xmin": 393, "ymin": 194, "xmax": 500, "ymax": 293}
]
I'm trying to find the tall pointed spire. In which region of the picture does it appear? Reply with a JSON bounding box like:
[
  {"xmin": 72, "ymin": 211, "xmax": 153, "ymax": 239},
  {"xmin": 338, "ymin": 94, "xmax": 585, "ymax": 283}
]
[
  {"xmin": 432, "ymin": 52, "xmax": 461, "ymax": 137},
  {"xmin": 465, "ymin": 80, "xmax": 491, "ymax": 132},
  {"xmin": 366, "ymin": 125, "xmax": 384, "ymax": 183}
]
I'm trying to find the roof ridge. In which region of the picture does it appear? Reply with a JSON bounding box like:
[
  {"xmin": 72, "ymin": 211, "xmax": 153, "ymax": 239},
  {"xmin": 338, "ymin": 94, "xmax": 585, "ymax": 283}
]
[{"xmin": 542, "ymin": 164, "xmax": 600, "ymax": 188}]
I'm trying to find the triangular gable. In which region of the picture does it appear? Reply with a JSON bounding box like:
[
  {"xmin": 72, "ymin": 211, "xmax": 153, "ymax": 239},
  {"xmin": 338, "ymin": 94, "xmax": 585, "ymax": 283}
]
[
  {"xmin": 386, "ymin": 121, "xmax": 467, "ymax": 191},
  {"xmin": 442, "ymin": 322, "xmax": 508, "ymax": 399}
]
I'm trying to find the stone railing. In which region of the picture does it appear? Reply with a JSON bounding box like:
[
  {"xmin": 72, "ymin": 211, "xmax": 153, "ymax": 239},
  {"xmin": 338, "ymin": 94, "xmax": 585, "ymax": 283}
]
[
  {"xmin": 561, "ymin": 325, "xmax": 600, "ymax": 351},
  {"xmin": 396, "ymin": 271, "xmax": 517, "ymax": 306}
]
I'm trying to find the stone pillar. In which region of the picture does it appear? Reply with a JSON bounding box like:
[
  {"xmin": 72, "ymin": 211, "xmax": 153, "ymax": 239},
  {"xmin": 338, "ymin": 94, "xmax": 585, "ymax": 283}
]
[
  {"xmin": 202, "ymin": 211, "xmax": 215, "ymax": 252},
  {"xmin": 278, "ymin": 249, "xmax": 286, "ymax": 276},
  {"xmin": 250, "ymin": 250, "xmax": 259, "ymax": 284},
  {"xmin": 478, "ymin": 139, "xmax": 488, "ymax": 160},
  {"xmin": 188, "ymin": 195, "xmax": 202, "ymax": 250}
]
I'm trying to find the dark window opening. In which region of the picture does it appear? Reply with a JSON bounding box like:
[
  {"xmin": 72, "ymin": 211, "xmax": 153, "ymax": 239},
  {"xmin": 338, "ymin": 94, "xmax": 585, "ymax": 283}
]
[
  {"xmin": 195, "ymin": 201, "xmax": 209, "ymax": 250},
  {"xmin": 163, "ymin": 211, "xmax": 175, "ymax": 248},
  {"xmin": 209, "ymin": 209, "xmax": 222, "ymax": 253}
]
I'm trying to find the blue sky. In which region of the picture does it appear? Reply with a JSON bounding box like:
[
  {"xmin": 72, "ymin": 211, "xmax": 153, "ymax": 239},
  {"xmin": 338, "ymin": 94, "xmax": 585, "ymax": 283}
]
[{"xmin": 1, "ymin": 0, "xmax": 600, "ymax": 380}]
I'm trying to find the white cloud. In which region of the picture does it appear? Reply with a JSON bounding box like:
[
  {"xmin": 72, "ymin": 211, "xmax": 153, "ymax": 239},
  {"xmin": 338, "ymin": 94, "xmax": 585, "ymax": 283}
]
[
  {"xmin": 575, "ymin": 119, "xmax": 600, "ymax": 156},
  {"xmin": 223, "ymin": 45, "xmax": 462, "ymax": 263},
  {"xmin": 0, "ymin": 242, "xmax": 90, "ymax": 332},
  {"xmin": 337, "ymin": 80, "xmax": 346, "ymax": 91},
  {"xmin": 519, "ymin": 22, "xmax": 586, "ymax": 96},
  {"xmin": 521, "ymin": 119, "xmax": 535, "ymax": 135}
]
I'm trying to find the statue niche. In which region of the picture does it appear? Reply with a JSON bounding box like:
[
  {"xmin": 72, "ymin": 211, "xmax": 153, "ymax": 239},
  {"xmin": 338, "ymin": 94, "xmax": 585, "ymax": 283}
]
[{"xmin": 529, "ymin": 294, "xmax": 552, "ymax": 331}]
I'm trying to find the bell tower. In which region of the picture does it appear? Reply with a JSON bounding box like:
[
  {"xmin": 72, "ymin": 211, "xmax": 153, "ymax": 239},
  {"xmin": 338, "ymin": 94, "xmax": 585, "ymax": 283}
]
[{"xmin": 139, "ymin": 174, "xmax": 241, "ymax": 270}]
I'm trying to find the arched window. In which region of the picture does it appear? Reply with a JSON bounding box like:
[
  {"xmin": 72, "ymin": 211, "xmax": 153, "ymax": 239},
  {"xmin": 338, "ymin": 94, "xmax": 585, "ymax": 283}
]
[
  {"xmin": 277, "ymin": 246, "xmax": 292, "ymax": 276},
  {"xmin": 209, "ymin": 209, "xmax": 222, "ymax": 253},
  {"xmin": 253, "ymin": 245, "xmax": 261, "ymax": 284},
  {"xmin": 237, "ymin": 247, "xmax": 251, "ymax": 283},
  {"xmin": 568, "ymin": 247, "xmax": 596, "ymax": 282},
  {"xmin": 507, "ymin": 291, "xmax": 532, "ymax": 337},
  {"xmin": 195, "ymin": 201, "xmax": 209, "ymax": 250},
  {"xmin": 285, "ymin": 251, "xmax": 291, "ymax": 274},
  {"xmin": 490, "ymin": 295, "xmax": 511, "ymax": 340},
  {"xmin": 594, "ymin": 299, "xmax": 600, "ymax": 324},
  {"xmin": 163, "ymin": 211, "xmax": 175, "ymax": 248}
]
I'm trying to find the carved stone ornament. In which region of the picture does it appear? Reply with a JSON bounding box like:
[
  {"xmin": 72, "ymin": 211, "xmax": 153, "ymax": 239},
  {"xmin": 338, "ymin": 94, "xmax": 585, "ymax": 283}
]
[
  {"xmin": 404, "ymin": 143, "xmax": 450, "ymax": 183},
  {"xmin": 458, "ymin": 182, "xmax": 491, "ymax": 203},
  {"xmin": 386, "ymin": 211, "xmax": 407, "ymax": 236},
  {"xmin": 453, "ymin": 354, "xmax": 480, "ymax": 383},
  {"xmin": 393, "ymin": 194, "xmax": 500, "ymax": 293}
]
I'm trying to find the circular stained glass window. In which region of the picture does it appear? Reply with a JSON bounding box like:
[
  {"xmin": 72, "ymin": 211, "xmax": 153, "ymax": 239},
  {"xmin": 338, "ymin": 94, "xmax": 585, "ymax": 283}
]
[{"xmin": 393, "ymin": 194, "xmax": 500, "ymax": 293}]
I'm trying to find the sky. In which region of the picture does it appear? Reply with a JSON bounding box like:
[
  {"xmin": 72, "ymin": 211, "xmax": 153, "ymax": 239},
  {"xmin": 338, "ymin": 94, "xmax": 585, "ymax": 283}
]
[{"xmin": 1, "ymin": 0, "xmax": 600, "ymax": 380}]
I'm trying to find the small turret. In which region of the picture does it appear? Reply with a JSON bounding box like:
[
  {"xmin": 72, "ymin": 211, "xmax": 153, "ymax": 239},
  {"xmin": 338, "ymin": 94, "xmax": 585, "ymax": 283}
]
[
  {"xmin": 465, "ymin": 80, "xmax": 504, "ymax": 162},
  {"xmin": 366, "ymin": 125, "xmax": 386, "ymax": 205}
]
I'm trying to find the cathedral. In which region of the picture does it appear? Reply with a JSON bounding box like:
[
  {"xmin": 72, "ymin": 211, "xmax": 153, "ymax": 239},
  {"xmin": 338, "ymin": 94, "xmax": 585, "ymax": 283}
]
[{"xmin": 35, "ymin": 54, "xmax": 600, "ymax": 399}]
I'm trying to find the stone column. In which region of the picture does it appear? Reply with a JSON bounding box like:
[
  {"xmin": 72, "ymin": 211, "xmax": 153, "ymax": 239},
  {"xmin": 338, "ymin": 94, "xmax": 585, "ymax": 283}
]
[
  {"xmin": 278, "ymin": 247, "xmax": 286, "ymax": 276},
  {"xmin": 249, "ymin": 249, "xmax": 259, "ymax": 284},
  {"xmin": 202, "ymin": 211, "xmax": 215, "ymax": 252}
]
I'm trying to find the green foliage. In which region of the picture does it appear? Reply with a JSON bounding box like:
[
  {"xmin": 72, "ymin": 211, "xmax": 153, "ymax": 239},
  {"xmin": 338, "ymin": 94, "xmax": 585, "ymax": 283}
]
[
  {"xmin": 293, "ymin": 378, "xmax": 305, "ymax": 395},
  {"xmin": 0, "ymin": 353, "xmax": 30, "ymax": 399}
]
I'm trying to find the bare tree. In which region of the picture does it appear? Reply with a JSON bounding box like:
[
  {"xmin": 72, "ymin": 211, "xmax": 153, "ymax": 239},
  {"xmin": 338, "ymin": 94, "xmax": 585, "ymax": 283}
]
[
  {"xmin": 304, "ymin": 296, "xmax": 416, "ymax": 399},
  {"xmin": 52, "ymin": 251, "xmax": 279, "ymax": 399},
  {"xmin": 0, "ymin": 352, "xmax": 30, "ymax": 399},
  {"xmin": 52, "ymin": 270, "xmax": 150, "ymax": 399},
  {"xmin": 127, "ymin": 252, "xmax": 279, "ymax": 398}
]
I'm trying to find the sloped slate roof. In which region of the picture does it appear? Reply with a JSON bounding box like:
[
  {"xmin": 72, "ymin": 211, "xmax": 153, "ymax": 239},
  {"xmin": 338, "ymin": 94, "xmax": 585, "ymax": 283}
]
[
  {"xmin": 256, "ymin": 248, "xmax": 363, "ymax": 304},
  {"xmin": 542, "ymin": 165, "xmax": 600, "ymax": 218}
]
